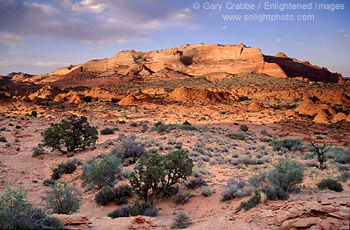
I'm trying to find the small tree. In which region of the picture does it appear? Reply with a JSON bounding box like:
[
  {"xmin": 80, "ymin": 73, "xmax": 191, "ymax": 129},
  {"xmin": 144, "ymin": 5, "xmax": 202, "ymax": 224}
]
[
  {"xmin": 130, "ymin": 149, "xmax": 193, "ymax": 202},
  {"xmin": 307, "ymin": 138, "xmax": 330, "ymax": 170},
  {"xmin": 41, "ymin": 115, "xmax": 98, "ymax": 153},
  {"xmin": 41, "ymin": 181, "xmax": 82, "ymax": 214}
]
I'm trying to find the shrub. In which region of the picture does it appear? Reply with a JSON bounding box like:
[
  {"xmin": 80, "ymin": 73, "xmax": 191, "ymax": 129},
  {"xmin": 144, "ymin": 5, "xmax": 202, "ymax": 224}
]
[
  {"xmin": 51, "ymin": 159, "xmax": 79, "ymax": 180},
  {"xmin": 107, "ymin": 201, "xmax": 158, "ymax": 219},
  {"xmin": 41, "ymin": 181, "xmax": 82, "ymax": 214},
  {"xmin": 82, "ymin": 155, "xmax": 121, "ymax": 188},
  {"xmin": 201, "ymin": 186, "xmax": 213, "ymax": 197},
  {"xmin": 100, "ymin": 128, "xmax": 114, "ymax": 135},
  {"xmin": 186, "ymin": 178, "xmax": 207, "ymax": 190},
  {"xmin": 0, "ymin": 187, "xmax": 66, "ymax": 229},
  {"xmin": 43, "ymin": 179, "xmax": 56, "ymax": 186},
  {"xmin": 228, "ymin": 132, "xmax": 246, "ymax": 140},
  {"xmin": 339, "ymin": 171, "xmax": 350, "ymax": 182},
  {"xmin": 221, "ymin": 185, "xmax": 244, "ymax": 201},
  {"xmin": 108, "ymin": 206, "xmax": 130, "ymax": 218},
  {"xmin": 95, "ymin": 186, "xmax": 115, "ymax": 205},
  {"xmin": 114, "ymin": 184, "xmax": 133, "ymax": 205},
  {"xmin": 0, "ymin": 136, "xmax": 7, "ymax": 142},
  {"xmin": 263, "ymin": 186, "xmax": 290, "ymax": 200},
  {"xmin": 267, "ymin": 158, "xmax": 304, "ymax": 192},
  {"xmin": 329, "ymin": 147, "xmax": 350, "ymax": 164},
  {"xmin": 41, "ymin": 115, "xmax": 98, "ymax": 153},
  {"xmin": 141, "ymin": 124, "xmax": 148, "ymax": 133},
  {"xmin": 31, "ymin": 111, "xmax": 38, "ymax": 117},
  {"xmin": 120, "ymin": 136, "xmax": 147, "ymax": 164},
  {"xmin": 130, "ymin": 149, "xmax": 193, "ymax": 202},
  {"xmin": 174, "ymin": 191, "xmax": 191, "ymax": 204},
  {"xmin": 32, "ymin": 145, "xmax": 45, "ymax": 157},
  {"xmin": 270, "ymin": 139, "xmax": 302, "ymax": 151},
  {"xmin": 317, "ymin": 179, "xmax": 343, "ymax": 192},
  {"xmin": 240, "ymin": 125, "xmax": 249, "ymax": 132},
  {"xmin": 130, "ymin": 122, "xmax": 138, "ymax": 127},
  {"xmin": 172, "ymin": 212, "xmax": 191, "ymax": 229},
  {"xmin": 238, "ymin": 191, "xmax": 261, "ymax": 211}
]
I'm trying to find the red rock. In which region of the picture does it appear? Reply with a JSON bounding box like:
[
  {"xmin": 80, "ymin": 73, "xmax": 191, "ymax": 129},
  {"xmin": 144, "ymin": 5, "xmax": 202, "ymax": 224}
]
[
  {"xmin": 51, "ymin": 214, "xmax": 91, "ymax": 229},
  {"xmin": 292, "ymin": 217, "xmax": 319, "ymax": 228}
]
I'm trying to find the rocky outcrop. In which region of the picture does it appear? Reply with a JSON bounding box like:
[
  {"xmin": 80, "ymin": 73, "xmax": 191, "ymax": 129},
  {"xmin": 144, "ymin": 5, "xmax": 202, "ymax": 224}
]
[
  {"xmin": 51, "ymin": 214, "xmax": 92, "ymax": 229},
  {"xmin": 264, "ymin": 52, "xmax": 344, "ymax": 83},
  {"xmin": 17, "ymin": 43, "xmax": 344, "ymax": 86},
  {"xmin": 28, "ymin": 85, "xmax": 61, "ymax": 102},
  {"xmin": 169, "ymin": 87, "xmax": 235, "ymax": 104}
]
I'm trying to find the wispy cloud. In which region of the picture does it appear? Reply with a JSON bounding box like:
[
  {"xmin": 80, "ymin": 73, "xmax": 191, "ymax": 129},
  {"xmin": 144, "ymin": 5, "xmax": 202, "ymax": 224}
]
[
  {"xmin": 34, "ymin": 61, "xmax": 71, "ymax": 67},
  {"xmin": 0, "ymin": 0, "xmax": 194, "ymax": 45},
  {"xmin": 275, "ymin": 38, "xmax": 282, "ymax": 42},
  {"xmin": 337, "ymin": 29, "xmax": 345, "ymax": 33},
  {"xmin": 316, "ymin": 48, "xmax": 328, "ymax": 51},
  {"xmin": 343, "ymin": 35, "xmax": 350, "ymax": 38}
]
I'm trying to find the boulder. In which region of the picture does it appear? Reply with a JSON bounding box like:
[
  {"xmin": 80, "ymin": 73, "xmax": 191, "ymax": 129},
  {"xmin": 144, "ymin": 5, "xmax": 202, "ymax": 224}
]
[{"xmin": 51, "ymin": 214, "xmax": 92, "ymax": 229}]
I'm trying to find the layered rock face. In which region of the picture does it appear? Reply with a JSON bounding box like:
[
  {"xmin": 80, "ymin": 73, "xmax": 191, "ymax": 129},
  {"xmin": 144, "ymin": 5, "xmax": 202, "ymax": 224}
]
[{"xmin": 20, "ymin": 43, "xmax": 344, "ymax": 85}]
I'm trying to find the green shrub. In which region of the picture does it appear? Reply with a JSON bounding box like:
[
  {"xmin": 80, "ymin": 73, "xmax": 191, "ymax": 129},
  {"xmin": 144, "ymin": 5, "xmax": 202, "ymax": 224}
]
[
  {"xmin": 119, "ymin": 136, "xmax": 147, "ymax": 164},
  {"xmin": 100, "ymin": 128, "xmax": 115, "ymax": 135},
  {"xmin": 172, "ymin": 212, "xmax": 191, "ymax": 229},
  {"xmin": 238, "ymin": 191, "xmax": 261, "ymax": 211},
  {"xmin": 0, "ymin": 136, "xmax": 7, "ymax": 142},
  {"xmin": 41, "ymin": 115, "xmax": 98, "ymax": 153},
  {"xmin": 130, "ymin": 122, "xmax": 138, "ymax": 127},
  {"xmin": 0, "ymin": 187, "xmax": 66, "ymax": 229},
  {"xmin": 240, "ymin": 125, "xmax": 249, "ymax": 132},
  {"xmin": 31, "ymin": 111, "xmax": 38, "ymax": 117},
  {"xmin": 174, "ymin": 191, "xmax": 191, "ymax": 204},
  {"xmin": 41, "ymin": 181, "xmax": 82, "ymax": 214},
  {"xmin": 95, "ymin": 186, "xmax": 115, "ymax": 205},
  {"xmin": 270, "ymin": 139, "xmax": 302, "ymax": 151},
  {"xmin": 263, "ymin": 186, "xmax": 289, "ymax": 200},
  {"xmin": 267, "ymin": 158, "xmax": 304, "ymax": 192},
  {"xmin": 130, "ymin": 149, "xmax": 193, "ymax": 202},
  {"xmin": 339, "ymin": 171, "xmax": 350, "ymax": 182},
  {"xmin": 221, "ymin": 185, "xmax": 244, "ymax": 201},
  {"xmin": 108, "ymin": 206, "xmax": 130, "ymax": 218},
  {"xmin": 317, "ymin": 179, "xmax": 343, "ymax": 192},
  {"xmin": 82, "ymin": 155, "xmax": 121, "ymax": 188},
  {"xmin": 328, "ymin": 147, "xmax": 350, "ymax": 164}
]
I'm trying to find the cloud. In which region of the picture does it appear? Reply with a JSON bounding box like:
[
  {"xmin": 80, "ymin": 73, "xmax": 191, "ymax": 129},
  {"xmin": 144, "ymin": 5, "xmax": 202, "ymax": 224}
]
[
  {"xmin": 0, "ymin": 0, "xmax": 194, "ymax": 45},
  {"xmin": 0, "ymin": 32, "xmax": 24, "ymax": 46},
  {"xmin": 316, "ymin": 48, "xmax": 328, "ymax": 51},
  {"xmin": 337, "ymin": 29, "xmax": 345, "ymax": 33},
  {"xmin": 34, "ymin": 61, "xmax": 71, "ymax": 67},
  {"xmin": 343, "ymin": 35, "xmax": 350, "ymax": 38},
  {"xmin": 275, "ymin": 38, "xmax": 282, "ymax": 42}
]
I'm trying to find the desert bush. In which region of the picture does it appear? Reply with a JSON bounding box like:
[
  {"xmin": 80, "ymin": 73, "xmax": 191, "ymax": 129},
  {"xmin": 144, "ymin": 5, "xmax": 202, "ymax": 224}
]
[
  {"xmin": 130, "ymin": 149, "xmax": 193, "ymax": 202},
  {"xmin": 339, "ymin": 171, "xmax": 350, "ymax": 182},
  {"xmin": 95, "ymin": 186, "xmax": 115, "ymax": 205},
  {"xmin": 107, "ymin": 201, "xmax": 158, "ymax": 219},
  {"xmin": 172, "ymin": 212, "xmax": 191, "ymax": 229},
  {"xmin": 221, "ymin": 184, "xmax": 247, "ymax": 201},
  {"xmin": 100, "ymin": 128, "xmax": 114, "ymax": 135},
  {"xmin": 114, "ymin": 184, "xmax": 133, "ymax": 205},
  {"xmin": 248, "ymin": 173, "xmax": 267, "ymax": 188},
  {"xmin": 113, "ymin": 135, "xmax": 147, "ymax": 165},
  {"xmin": 270, "ymin": 139, "xmax": 302, "ymax": 151},
  {"xmin": 32, "ymin": 145, "xmax": 45, "ymax": 156},
  {"xmin": 51, "ymin": 159, "xmax": 80, "ymax": 180},
  {"xmin": 238, "ymin": 191, "xmax": 261, "ymax": 211},
  {"xmin": 228, "ymin": 132, "xmax": 246, "ymax": 140},
  {"xmin": 41, "ymin": 181, "xmax": 82, "ymax": 214},
  {"xmin": 108, "ymin": 206, "xmax": 130, "ymax": 218},
  {"xmin": 0, "ymin": 187, "xmax": 65, "ymax": 229},
  {"xmin": 130, "ymin": 122, "xmax": 138, "ymax": 127},
  {"xmin": 82, "ymin": 155, "xmax": 121, "ymax": 188},
  {"xmin": 267, "ymin": 158, "xmax": 304, "ymax": 192},
  {"xmin": 41, "ymin": 115, "xmax": 98, "ymax": 153},
  {"xmin": 43, "ymin": 179, "xmax": 56, "ymax": 186},
  {"xmin": 201, "ymin": 186, "xmax": 212, "ymax": 197},
  {"xmin": 186, "ymin": 178, "xmax": 207, "ymax": 190},
  {"xmin": 240, "ymin": 124, "xmax": 249, "ymax": 132},
  {"xmin": 141, "ymin": 124, "xmax": 148, "ymax": 133},
  {"xmin": 263, "ymin": 186, "xmax": 290, "ymax": 200},
  {"xmin": 328, "ymin": 147, "xmax": 350, "ymax": 164},
  {"xmin": 317, "ymin": 179, "xmax": 343, "ymax": 192},
  {"xmin": 174, "ymin": 191, "xmax": 191, "ymax": 204},
  {"xmin": 0, "ymin": 136, "xmax": 7, "ymax": 142}
]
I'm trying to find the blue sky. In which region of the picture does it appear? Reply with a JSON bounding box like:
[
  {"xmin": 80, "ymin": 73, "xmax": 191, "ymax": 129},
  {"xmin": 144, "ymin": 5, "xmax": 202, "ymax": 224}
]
[{"xmin": 0, "ymin": 0, "xmax": 349, "ymax": 77}]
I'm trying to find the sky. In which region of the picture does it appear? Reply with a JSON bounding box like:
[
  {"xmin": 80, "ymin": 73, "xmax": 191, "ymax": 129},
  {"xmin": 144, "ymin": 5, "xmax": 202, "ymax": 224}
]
[{"xmin": 0, "ymin": 0, "xmax": 349, "ymax": 77}]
